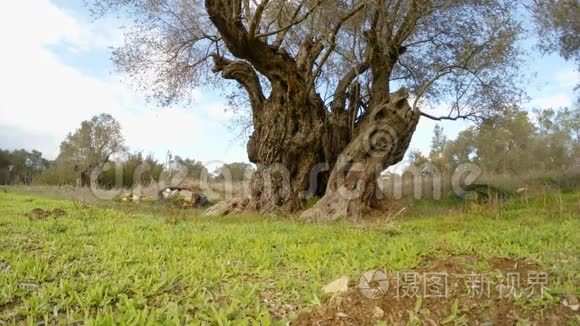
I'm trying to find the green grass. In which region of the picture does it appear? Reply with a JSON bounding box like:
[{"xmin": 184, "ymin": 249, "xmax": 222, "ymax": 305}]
[{"xmin": 0, "ymin": 190, "xmax": 578, "ymax": 324}]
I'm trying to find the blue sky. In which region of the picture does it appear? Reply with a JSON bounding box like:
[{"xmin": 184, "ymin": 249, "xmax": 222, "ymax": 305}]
[{"xmin": 0, "ymin": 1, "xmax": 577, "ymax": 169}]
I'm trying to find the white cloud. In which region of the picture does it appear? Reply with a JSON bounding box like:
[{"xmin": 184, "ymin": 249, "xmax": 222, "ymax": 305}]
[
  {"xmin": 0, "ymin": 0, "xmax": 217, "ymax": 160},
  {"xmin": 0, "ymin": 1, "xmax": 78, "ymax": 48},
  {"xmin": 529, "ymin": 93, "xmax": 573, "ymax": 109},
  {"xmin": 121, "ymin": 107, "xmax": 203, "ymax": 154},
  {"xmin": 0, "ymin": 1, "xmax": 124, "ymax": 52},
  {"xmin": 205, "ymin": 103, "xmax": 236, "ymax": 120},
  {"xmin": 555, "ymin": 69, "xmax": 579, "ymax": 88},
  {"xmin": 0, "ymin": 125, "xmax": 60, "ymax": 158}
]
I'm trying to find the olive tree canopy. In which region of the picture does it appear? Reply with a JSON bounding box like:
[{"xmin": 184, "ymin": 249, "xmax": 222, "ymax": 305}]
[
  {"xmin": 58, "ymin": 113, "xmax": 126, "ymax": 186},
  {"xmin": 531, "ymin": 0, "xmax": 579, "ymax": 63}
]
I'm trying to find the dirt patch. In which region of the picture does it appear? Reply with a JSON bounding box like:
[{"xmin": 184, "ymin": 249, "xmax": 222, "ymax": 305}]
[
  {"xmin": 294, "ymin": 256, "xmax": 577, "ymax": 325},
  {"xmin": 26, "ymin": 208, "xmax": 67, "ymax": 220},
  {"xmin": 51, "ymin": 208, "xmax": 67, "ymax": 217},
  {"xmin": 260, "ymin": 290, "xmax": 299, "ymax": 320}
]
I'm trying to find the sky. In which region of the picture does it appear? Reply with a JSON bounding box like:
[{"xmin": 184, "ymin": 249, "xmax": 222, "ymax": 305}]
[{"xmin": 0, "ymin": 1, "xmax": 578, "ymax": 169}]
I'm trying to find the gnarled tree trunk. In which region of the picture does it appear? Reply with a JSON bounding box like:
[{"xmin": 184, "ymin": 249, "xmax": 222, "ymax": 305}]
[
  {"xmin": 204, "ymin": 58, "xmax": 329, "ymax": 215},
  {"xmin": 244, "ymin": 88, "xmax": 326, "ymax": 213},
  {"xmin": 203, "ymin": 0, "xmax": 419, "ymax": 219},
  {"xmin": 206, "ymin": 88, "xmax": 419, "ymax": 219},
  {"xmin": 302, "ymin": 89, "xmax": 419, "ymax": 220}
]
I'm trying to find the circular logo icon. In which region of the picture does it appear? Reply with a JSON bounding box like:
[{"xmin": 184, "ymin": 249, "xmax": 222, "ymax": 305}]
[
  {"xmin": 362, "ymin": 125, "xmax": 399, "ymax": 158},
  {"xmin": 359, "ymin": 270, "xmax": 389, "ymax": 299}
]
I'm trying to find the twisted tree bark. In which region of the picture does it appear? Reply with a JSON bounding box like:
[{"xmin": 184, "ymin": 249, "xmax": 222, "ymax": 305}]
[
  {"xmin": 205, "ymin": 85, "xmax": 418, "ymax": 218},
  {"xmin": 203, "ymin": 0, "xmax": 419, "ymax": 219},
  {"xmin": 302, "ymin": 89, "xmax": 420, "ymax": 220}
]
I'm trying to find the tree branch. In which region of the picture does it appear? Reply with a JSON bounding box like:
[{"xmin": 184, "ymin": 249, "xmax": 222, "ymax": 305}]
[
  {"xmin": 256, "ymin": 0, "xmax": 323, "ymax": 45},
  {"xmin": 211, "ymin": 54, "xmax": 265, "ymax": 109},
  {"xmin": 309, "ymin": 3, "xmax": 366, "ymax": 90},
  {"xmin": 206, "ymin": 0, "xmax": 298, "ymax": 83},
  {"xmin": 249, "ymin": 0, "xmax": 270, "ymax": 39},
  {"xmin": 411, "ymin": 40, "xmax": 492, "ymax": 111},
  {"xmin": 394, "ymin": 0, "xmax": 422, "ymax": 44},
  {"xmin": 296, "ymin": 35, "xmax": 325, "ymax": 74},
  {"xmin": 418, "ymin": 110, "xmax": 473, "ymax": 121},
  {"xmin": 331, "ymin": 62, "xmax": 369, "ymax": 113}
]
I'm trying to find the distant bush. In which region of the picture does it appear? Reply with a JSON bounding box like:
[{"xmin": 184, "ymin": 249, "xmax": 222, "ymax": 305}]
[
  {"xmin": 35, "ymin": 164, "xmax": 76, "ymax": 186},
  {"xmin": 0, "ymin": 149, "xmax": 50, "ymax": 185},
  {"xmin": 99, "ymin": 152, "xmax": 163, "ymax": 189}
]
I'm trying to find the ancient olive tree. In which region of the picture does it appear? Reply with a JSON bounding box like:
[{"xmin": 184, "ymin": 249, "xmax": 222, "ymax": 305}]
[
  {"xmin": 95, "ymin": 0, "xmax": 523, "ymax": 219},
  {"xmin": 57, "ymin": 113, "xmax": 126, "ymax": 186}
]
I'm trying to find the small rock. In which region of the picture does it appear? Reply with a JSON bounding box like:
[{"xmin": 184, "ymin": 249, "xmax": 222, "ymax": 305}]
[
  {"xmin": 19, "ymin": 282, "xmax": 40, "ymax": 289},
  {"xmin": 336, "ymin": 312, "xmax": 349, "ymax": 318},
  {"xmin": 0, "ymin": 261, "xmax": 10, "ymax": 273},
  {"xmin": 372, "ymin": 306, "xmax": 384, "ymax": 319},
  {"xmin": 322, "ymin": 276, "xmax": 349, "ymax": 294},
  {"xmin": 161, "ymin": 188, "xmax": 172, "ymax": 199},
  {"xmin": 563, "ymin": 293, "xmax": 579, "ymax": 311},
  {"xmin": 562, "ymin": 300, "xmax": 579, "ymax": 311}
]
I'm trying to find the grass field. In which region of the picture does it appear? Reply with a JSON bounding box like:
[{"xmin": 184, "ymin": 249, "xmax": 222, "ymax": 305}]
[{"xmin": 0, "ymin": 189, "xmax": 578, "ymax": 324}]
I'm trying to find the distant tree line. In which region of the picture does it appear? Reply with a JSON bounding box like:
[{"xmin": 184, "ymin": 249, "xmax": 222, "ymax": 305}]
[
  {"xmin": 0, "ymin": 149, "xmax": 51, "ymax": 185},
  {"xmin": 406, "ymin": 106, "xmax": 579, "ymax": 181},
  {"xmin": 1, "ymin": 114, "xmax": 255, "ymax": 187},
  {"xmin": 4, "ymin": 107, "xmax": 576, "ymax": 188},
  {"xmin": 1, "ymin": 148, "xmax": 254, "ymax": 187}
]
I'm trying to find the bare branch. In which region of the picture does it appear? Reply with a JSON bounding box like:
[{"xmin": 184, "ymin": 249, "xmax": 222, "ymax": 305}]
[
  {"xmin": 206, "ymin": 0, "xmax": 297, "ymax": 82},
  {"xmin": 249, "ymin": 0, "xmax": 270, "ymax": 39},
  {"xmin": 211, "ymin": 54, "xmax": 265, "ymax": 110},
  {"xmin": 331, "ymin": 62, "xmax": 370, "ymax": 113},
  {"xmin": 411, "ymin": 39, "xmax": 494, "ymax": 111},
  {"xmin": 256, "ymin": 0, "xmax": 322, "ymax": 41},
  {"xmin": 310, "ymin": 3, "xmax": 366, "ymax": 89},
  {"xmin": 419, "ymin": 110, "xmax": 474, "ymax": 121},
  {"xmin": 394, "ymin": 0, "xmax": 422, "ymax": 44}
]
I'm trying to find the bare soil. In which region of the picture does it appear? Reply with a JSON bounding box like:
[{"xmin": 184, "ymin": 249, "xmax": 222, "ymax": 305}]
[
  {"xmin": 294, "ymin": 256, "xmax": 578, "ymax": 325},
  {"xmin": 26, "ymin": 208, "xmax": 67, "ymax": 219}
]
